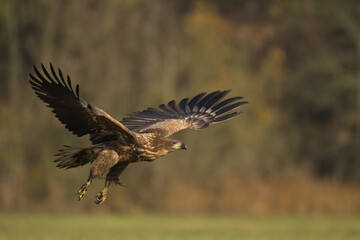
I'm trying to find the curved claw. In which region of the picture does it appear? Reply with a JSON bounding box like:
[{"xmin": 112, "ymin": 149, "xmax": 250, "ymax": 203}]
[
  {"xmin": 95, "ymin": 187, "xmax": 108, "ymax": 204},
  {"xmin": 77, "ymin": 181, "xmax": 90, "ymax": 201}
]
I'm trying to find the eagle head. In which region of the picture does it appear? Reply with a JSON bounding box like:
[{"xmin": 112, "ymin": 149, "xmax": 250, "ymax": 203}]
[{"xmin": 167, "ymin": 139, "xmax": 187, "ymax": 151}]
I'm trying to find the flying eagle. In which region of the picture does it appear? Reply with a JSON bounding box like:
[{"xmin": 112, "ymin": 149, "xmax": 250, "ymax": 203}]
[{"xmin": 29, "ymin": 64, "xmax": 248, "ymax": 204}]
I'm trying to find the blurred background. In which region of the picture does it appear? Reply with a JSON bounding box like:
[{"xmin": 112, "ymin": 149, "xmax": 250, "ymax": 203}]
[{"xmin": 0, "ymin": 0, "xmax": 359, "ymax": 215}]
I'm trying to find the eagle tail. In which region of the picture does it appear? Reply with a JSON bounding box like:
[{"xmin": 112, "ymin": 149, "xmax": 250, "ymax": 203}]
[{"xmin": 54, "ymin": 145, "xmax": 101, "ymax": 169}]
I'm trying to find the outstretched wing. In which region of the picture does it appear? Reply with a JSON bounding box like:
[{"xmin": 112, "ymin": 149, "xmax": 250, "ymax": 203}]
[
  {"xmin": 121, "ymin": 90, "xmax": 248, "ymax": 137},
  {"xmin": 29, "ymin": 63, "xmax": 137, "ymax": 145}
]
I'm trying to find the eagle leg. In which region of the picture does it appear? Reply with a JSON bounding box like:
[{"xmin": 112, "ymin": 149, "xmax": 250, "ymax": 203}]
[
  {"xmin": 94, "ymin": 163, "xmax": 129, "ymax": 204},
  {"xmin": 77, "ymin": 173, "xmax": 93, "ymax": 201},
  {"xmin": 95, "ymin": 187, "xmax": 108, "ymax": 204},
  {"xmin": 95, "ymin": 175, "xmax": 122, "ymax": 204}
]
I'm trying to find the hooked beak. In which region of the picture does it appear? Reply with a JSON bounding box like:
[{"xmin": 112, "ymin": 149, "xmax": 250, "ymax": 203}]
[
  {"xmin": 174, "ymin": 142, "xmax": 187, "ymax": 150},
  {"xmin": 173, "ymin": 141, "xmax": 187, "ymax": 150},
  {"xmin": 180, "ymin": 142, "xmax": 187, "ymax": 150}
]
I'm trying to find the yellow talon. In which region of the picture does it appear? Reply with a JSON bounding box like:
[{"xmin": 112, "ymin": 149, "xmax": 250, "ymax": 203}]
[
  {"xmin": 77, "ymin": 181, "xmax": 90, "ymax": 201},
  {"xmin": 95, "ymin": 187, "xmax": 108, "ymax": 204}
]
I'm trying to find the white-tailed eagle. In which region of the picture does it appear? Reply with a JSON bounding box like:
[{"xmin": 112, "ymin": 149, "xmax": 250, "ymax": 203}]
[{"xmin": 29, "ymin": 64, "xmax": 248, "ymax": 204}]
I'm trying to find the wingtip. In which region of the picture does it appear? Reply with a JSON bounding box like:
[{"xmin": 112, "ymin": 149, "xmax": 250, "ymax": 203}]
[
  {"xmin": 40, "ymin": 63, "xmax": 48, "ymax": 76},
  {"xmin": 76, "ymin": 84, "xmax": 80, "ymax": 97},
  {"xmin": 221, "ymin": 89, "xmax": 232, "ymax": 97},
  {"xmin": 49, "ymin": 62, "xmax": 54, "ymax": 71},
  {"xmin": 213, "ymin": 111, "xmax": 244, "ymax": 124}
]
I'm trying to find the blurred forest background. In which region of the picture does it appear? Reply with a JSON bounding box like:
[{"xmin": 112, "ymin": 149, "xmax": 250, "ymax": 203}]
[{"xmin": 0, "ymin": 0, "xmax": 359, "ymax": 214}]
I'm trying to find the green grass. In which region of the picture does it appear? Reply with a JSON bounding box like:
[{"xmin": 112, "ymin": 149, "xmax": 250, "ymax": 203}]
[{"xmin": 0, "ymin": 213, "xmax": 359, "ymax": 240}]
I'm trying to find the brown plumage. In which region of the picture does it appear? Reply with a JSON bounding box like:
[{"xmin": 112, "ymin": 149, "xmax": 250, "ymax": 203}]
[{"xmin": 29, "ymin": 63, "xmax": 248, "ymax": 204}]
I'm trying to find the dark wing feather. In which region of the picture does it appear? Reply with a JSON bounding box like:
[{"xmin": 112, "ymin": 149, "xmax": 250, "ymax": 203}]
[
  {"xmin": 29, "ymin": 63, "xmax": 137, "ymax": 145},
  {"xmin": 121, "ymin": 90, "xmax": 248, "ymax": 137}
]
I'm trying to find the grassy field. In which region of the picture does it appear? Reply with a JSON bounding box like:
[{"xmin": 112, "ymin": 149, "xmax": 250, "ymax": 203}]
[{"xmin": 0, "ymin": 213, "xmax": 359, "ymax": 240}]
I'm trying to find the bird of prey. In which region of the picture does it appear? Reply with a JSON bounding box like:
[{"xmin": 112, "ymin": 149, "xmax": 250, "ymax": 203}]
[{"xmin": 29, "ymin": 64, "xmax": 248, "ymax": 204}]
